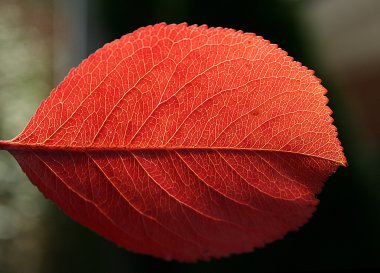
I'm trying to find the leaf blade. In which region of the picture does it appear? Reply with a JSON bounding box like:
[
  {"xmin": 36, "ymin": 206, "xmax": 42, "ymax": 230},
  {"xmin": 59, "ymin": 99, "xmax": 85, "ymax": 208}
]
[{"xmin": 0, "ymin": 23, "xmax": 346, "ymax": 261}]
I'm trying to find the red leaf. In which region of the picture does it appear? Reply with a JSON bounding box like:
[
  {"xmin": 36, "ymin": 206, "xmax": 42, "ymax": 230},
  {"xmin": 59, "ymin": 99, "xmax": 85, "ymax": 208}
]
[{"xmin": 0, "ymin": 23, "xmax": 346, "ymax": 261}]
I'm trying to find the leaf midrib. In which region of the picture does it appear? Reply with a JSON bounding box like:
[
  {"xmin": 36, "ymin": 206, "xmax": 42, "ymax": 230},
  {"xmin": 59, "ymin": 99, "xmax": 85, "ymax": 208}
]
[{"xmin": 0, "ymin": 140, "xmax": 345, "ymax": 166}]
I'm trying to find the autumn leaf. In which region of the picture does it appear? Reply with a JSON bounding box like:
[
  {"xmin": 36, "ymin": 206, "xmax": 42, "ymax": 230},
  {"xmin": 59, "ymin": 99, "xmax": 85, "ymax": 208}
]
[{"xmin": 0, "ymin": 23, "xmax": 346, "ymax": 261}]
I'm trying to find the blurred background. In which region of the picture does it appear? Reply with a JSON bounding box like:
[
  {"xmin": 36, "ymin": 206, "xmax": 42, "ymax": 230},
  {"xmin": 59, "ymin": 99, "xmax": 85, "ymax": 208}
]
[{"xmin": 0, "ymin": 0, "xmax": 379, "ymax": 272}]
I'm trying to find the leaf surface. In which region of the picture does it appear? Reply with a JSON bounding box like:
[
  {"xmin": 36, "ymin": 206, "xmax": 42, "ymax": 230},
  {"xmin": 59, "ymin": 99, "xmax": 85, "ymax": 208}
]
[{"xmin": 0, "ymin": 23, "xmax": 346, "ymax": 261}]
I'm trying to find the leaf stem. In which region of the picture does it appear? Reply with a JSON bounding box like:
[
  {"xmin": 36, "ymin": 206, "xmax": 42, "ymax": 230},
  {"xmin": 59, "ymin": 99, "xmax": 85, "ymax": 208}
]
[{"xmin": 0, "ymin": 140, "xmax": 10, "ymax": 150}]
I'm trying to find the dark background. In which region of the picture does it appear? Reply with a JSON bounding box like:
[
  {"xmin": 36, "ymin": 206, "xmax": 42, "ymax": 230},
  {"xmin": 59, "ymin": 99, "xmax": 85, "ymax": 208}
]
[{"xmin": 0, "ymin": 0, "xmax": 379, "ymax": 272}]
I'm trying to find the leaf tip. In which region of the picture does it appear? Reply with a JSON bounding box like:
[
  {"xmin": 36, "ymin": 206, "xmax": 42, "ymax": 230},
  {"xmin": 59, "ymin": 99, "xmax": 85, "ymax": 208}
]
[{"xmin": 339, "ymin": 156, "xmax": 348, "ymax": 167}]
